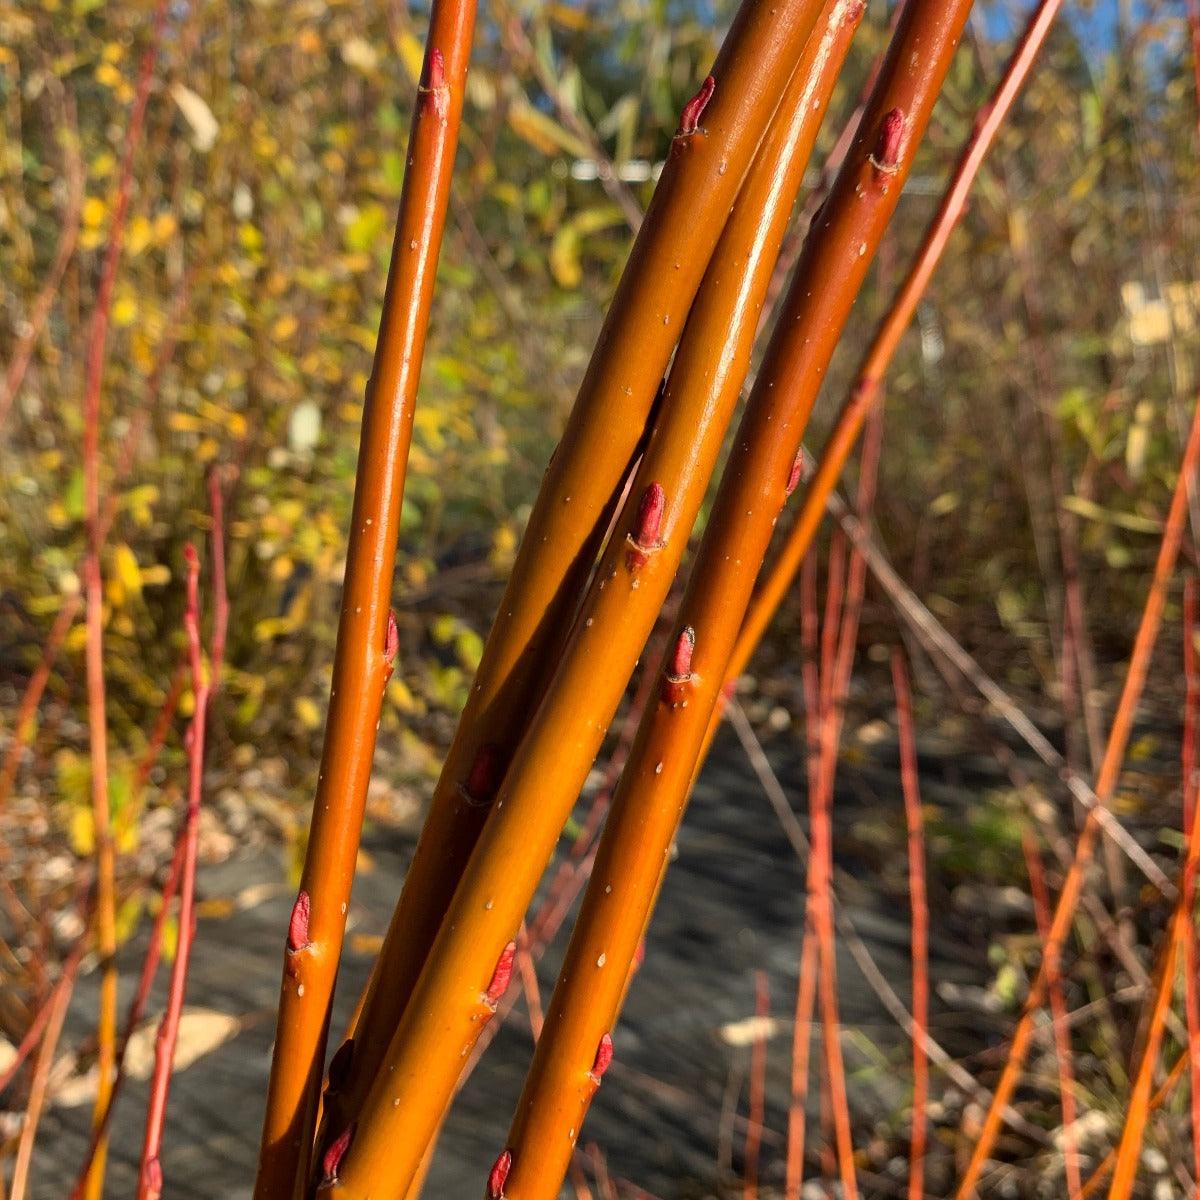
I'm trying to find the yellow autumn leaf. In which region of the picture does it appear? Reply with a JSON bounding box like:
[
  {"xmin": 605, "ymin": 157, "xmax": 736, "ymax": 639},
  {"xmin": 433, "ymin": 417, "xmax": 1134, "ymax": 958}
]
[
  {"xmin": 113, "ymin": 543, "xmax": 143, "ymax": 601},
  {"xmin": 387, "ymin": 676, "xmax": 417, "ymax": 713},
  {"xmin": 70, "ymin": 806, "xmax": 94, "ymax": 856},
  {"xmin": 112, "ymin": 294, "xmax": 137, "ymax": 326},
  {"xmin": 82, "ymin": 195, "xmax": 107, "ymax": 228},
  {"xmin": 507, "ymin": 96, "xmax": 590, "ymax": 158},
  {"xmin": 272, "ymin": 314, "xmax": 298, "ymax": 341},
  {"xmin": 127, "ymin": 215, "xmax": 153, "ymax": 256},
  {"xmin": 294, "ymin": 696, "xmax": 322, "ymax": 729},
  {"xmin": 396, "ymin": 31, "xmax": 425, "ymax": 84}
]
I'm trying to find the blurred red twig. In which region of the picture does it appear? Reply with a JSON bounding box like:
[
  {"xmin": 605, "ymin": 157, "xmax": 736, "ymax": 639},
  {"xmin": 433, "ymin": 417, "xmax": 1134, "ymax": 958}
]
[
  {"xmin": 1021, "ymin": 832, "xmax": 1082, "ymax": 1199},
  {"xmin": 135, "ymin": 544, "xmax": 210, "ymax": 1200},
  {"xmin": 891, "ymin": 650, "xmax": 929, "ymax": 1200}
]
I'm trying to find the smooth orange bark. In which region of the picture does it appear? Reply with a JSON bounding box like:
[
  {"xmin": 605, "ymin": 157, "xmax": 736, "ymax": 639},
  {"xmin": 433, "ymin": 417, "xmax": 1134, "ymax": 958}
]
[
  {"xmin": 491, "ymin": 1, "xmax": 974, "ymax": 1193},
  {"xmin": 723, "ymin": 0, "xmax": 1065, "ymax": 699},
  {"xmin": 336, "ymin": 0, "xmax": 835, "ymax": 1131},
  {"xmin": 322, "ymin": 4, "xmax": 836, "ymax": 1190},
  {"xmin": 252, "ymin": 6, "xmax": 477, "ymax": 1195}
]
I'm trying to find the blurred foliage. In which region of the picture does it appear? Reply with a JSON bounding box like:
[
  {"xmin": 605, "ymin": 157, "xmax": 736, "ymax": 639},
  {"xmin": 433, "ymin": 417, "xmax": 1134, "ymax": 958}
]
[{"xmin": 0, "ymin": 0, "xmax": 1198, "ymax": 840}]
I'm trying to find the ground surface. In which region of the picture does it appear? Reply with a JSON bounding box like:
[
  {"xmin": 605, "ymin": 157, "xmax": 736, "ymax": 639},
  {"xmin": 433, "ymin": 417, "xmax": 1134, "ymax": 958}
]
[{"xmin": 33, "ymin": 726, "xmax": 1020, "ymax": 1199}]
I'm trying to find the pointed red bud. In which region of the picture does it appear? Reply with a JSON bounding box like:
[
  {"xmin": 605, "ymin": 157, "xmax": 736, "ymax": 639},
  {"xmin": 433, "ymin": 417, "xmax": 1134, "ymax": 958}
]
[
  {"xmin": 383, "ymin": 610, "xmax": 399, "ymax": 667},
  {"xmin": 287, "ymin": 890, "xmax": 310, "ymax": 952},
  {"xmin": 872, "ymin": 107, "xmax": 905, "ymax": 172},
  {"xmin": 670, "ymin": 627, "xmax": 695, "ymax": 678},
  {"xmin": 321, "ymin": 1125, "xmax": 354, "ymax": 1184},
  {"xmin": 487, "ymin": 1149, "xmax": 513, "ymax": 1199},
  {"xmin": 464, "ymin": 743, "xmax": 502, "ymax": 804},
  {"xmin": 485, "ymin": 941, "xmax": 517, "ymax": 1005},
  {"xmin": 627, "ymin": 482, "xmax": 667, "ymax": 569},
  {"xmin": 662, "ymin": 627, "xmax": 696, "ymax": 706},
  {"xmin": 634, "ymin": 483, "xmax": 665, "ymax": 546},
  {"xmin": 786, "ymin": 456, "xmax": 804, "ymax": 498},
  {"xmin": 677, "ymin": 75, "xmax": 715, "ymax": 135},
  {"xmin": 591, "ymin": 1033, "xmax": 614, "ymax": 1079}
]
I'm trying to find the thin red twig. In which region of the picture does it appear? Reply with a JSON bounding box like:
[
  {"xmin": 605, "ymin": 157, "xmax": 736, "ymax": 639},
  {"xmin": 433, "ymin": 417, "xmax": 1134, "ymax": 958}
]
[
  {"xmin": 1184, "ymin": 578, "xmax": 1200, "ymax": 1185},
  {"xmin": 1021, "ymin": 831, "xmax": 1082, "ymax": 1200},
  {"xmin": 785, "ymin": 923, "xmax": 819, "ymax": 1200},
  {"xmin": 891, "ymin": 650, "xmax": 929, "ymax": 1200},
  {"xmin": 135, "ymin": 545, "xmax": 210, "ymax": 1200}
]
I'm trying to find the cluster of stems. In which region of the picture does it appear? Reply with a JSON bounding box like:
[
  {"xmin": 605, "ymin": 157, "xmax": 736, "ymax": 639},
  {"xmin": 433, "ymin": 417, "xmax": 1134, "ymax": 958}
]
[{"xmin": 248, "ymin": 0, "xmax": 1200, "ymax": 1195}]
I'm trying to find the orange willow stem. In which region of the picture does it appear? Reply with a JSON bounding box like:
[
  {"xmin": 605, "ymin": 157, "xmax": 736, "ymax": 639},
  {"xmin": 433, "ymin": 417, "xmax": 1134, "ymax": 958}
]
[
  {"xmin": 808, "ymin": 532, "xmax": 857, "ymax": 1199},
  {"xmin": 785, "ymin": 922, "xmax": 819, "ymax": 1200},
  {"xmin": 8, "ymin": 941, "xmax": 83, "ymax": 1200},
  {"xmin": 1184, "ymin": 578, "xmax": 1200, "ymax": 1184},
  {"xmin": 1078, "ymin": 1052, "xmax": 1190, "ymax": 1200},
  {"xmin": 955, "ymin": 390, "xmax": 1200, "ymax": 1198},
  {"xmin": 891, "ymin": 651, "xmax": 929, "ymax": 1200},
  {"xmin": 722, "ymin": 0, "xmax": 1063, "ymax": 694},
  {"xmin": 1021, "ymin": 832, "xmax": 1082, "ymax": 1200},
  {"xmin": 338, "ymin": 0, "xmax": 833, "ymax": 1129},
  {"xmin": 1106, "ymin": 748, "xmax": 1200, "ymax": 1196},
  {"xmin": 324, "ymin": 1, "xmax": 835, "ymax": 1185},
  {"xmin": 68, "ymin": 838, "xmax": 186, "ymax": 1200},
  {"xmin": 251, "ymin": 5, "xmax": 476, "ymax": 1195},
  {"xmin": 136, "ymin": 545, "xmax": 209, "ymax": 1200},
  {"xmin": 79, "ymin": 8, "xmax": 168, "ymax": 1195},
  {"xmin": 490, "ymin": 2, "xmax": 974, "ymax": 1194}
]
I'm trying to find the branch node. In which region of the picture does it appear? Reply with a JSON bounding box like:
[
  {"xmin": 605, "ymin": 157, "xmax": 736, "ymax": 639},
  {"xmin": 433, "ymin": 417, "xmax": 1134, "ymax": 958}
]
[
  {"xmin": 419, "ymin": 47, "xmax": 450, "ymax": 119},
  {"xmin": 785, "ymin": 455, "xmax": 804, "ymax": 498},
  {"xmin": 383, "ymin": 610, "xmax": 400, "ymax": 668}
]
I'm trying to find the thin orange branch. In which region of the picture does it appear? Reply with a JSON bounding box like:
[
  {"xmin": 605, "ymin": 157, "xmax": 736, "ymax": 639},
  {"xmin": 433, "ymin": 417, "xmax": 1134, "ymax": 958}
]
[
  {"xmin": 1106, "ymin": 702, "xmax": 1200, "ymax": 1196},
  {"xmin": 8, "ymin": 942, "xmax": 83, "ymax": 1200},
  {"xmin": 892, "ymin": 651, "xmax": 930, "ymax": 1200},
  {"xmin": 785, "ymin": 922, "xmax": 819, "ymax": 1200},
  {"xmin": 1021, "ymin": 831, "xmax": 1082, "ymax": 1200},
  {"xmin": 1183, "ymin": 577, "xmax": 1200, "ymax": 1185},
  {"xmin": 956, "ymin": 390, "xmax": 1200, "ymax": 1196},
  {"xmin": 78, "ymin": 8, "xmax": 169, "ymax": 1194}
]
